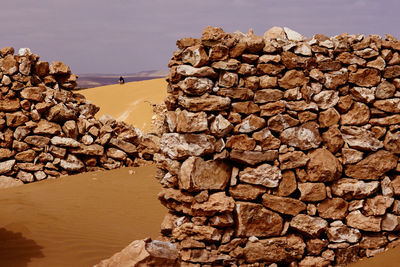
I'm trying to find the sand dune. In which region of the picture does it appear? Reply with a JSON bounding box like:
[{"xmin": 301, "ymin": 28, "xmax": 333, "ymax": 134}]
[
  {"xmin": 0, "ymin": 165, "xmax": 165, "ymax": 267},
  {"xmin": 78, "ymin": 78, "xmax": 168, "ymax": 133}
]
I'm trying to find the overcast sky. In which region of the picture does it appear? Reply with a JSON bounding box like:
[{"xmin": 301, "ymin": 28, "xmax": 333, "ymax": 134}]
[{"xmin": 1, "ymin": 0, "xmax": 399, "ymax": 74}]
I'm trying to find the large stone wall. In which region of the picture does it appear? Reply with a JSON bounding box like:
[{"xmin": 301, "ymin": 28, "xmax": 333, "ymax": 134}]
[
  {"xmin": 156, "ymin": 26, "xmax": 400, "ymax": 266},
  {"xmin": 0, "ymin": 47, "xmax": 157, "ymax": 187}
]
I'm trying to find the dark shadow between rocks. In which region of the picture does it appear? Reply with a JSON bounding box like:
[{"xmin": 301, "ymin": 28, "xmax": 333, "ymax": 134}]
[{"xmin": 0, "ymin": 228, "xmax": 44, "ymax": 267}]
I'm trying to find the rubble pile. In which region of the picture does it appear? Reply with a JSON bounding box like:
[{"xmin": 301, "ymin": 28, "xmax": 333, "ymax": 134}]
[
  {"xmin": 156, "ymin": 26, "xmax": 400, "ymax": 266},
  {"xmin": 0, "ymin": 47, "xmax": 153, "ymax": 187}
]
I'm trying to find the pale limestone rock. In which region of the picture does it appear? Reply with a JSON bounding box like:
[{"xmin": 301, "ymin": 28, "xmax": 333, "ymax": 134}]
[{"xmin": 331, "ymin": 178, "xmax": 380, "ymax": 200}]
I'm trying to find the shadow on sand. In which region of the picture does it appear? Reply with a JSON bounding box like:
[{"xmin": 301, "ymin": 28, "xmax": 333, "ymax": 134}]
[{"xmin": 0, "ymin": 228, "xmax": 44, "ymax": 267}]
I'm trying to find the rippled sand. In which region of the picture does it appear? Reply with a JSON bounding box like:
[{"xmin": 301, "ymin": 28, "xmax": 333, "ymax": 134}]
[{"xmin": 0, "ymin": 165, "xmax": 165, "ymax": 267}]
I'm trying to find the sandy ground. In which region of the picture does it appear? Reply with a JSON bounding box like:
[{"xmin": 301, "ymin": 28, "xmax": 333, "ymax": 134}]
[
  {"xmin": 79, "ymin": 78, "xmax": 168, "ymax": 133},
  {"xmin": 0, "ymin": 165, "xmax": 165, "ymax": 267}
]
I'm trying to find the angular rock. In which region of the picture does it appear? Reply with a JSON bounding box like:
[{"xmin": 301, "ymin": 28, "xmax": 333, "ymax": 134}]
[
  {"xmin": 254, "ymin": 89, "xmax": 283, "ymax": 103},
  {"xmin": 277, "ymin": 170, "xmax": 297, "ymax": 197},
  {"xmin": 346, "ymin": 210, "xmax": 381, "ymax": 232},
  {"xmin": 179, "ymin": 157, "xmax": 231, "ymax": 191},
  {"xmin": 226, "ymin": 135, "xmax": 256, "ymax": 150},
  {"xmin": 178, "ymin": 95, "xmax": 230, "ymax": 112},
  {"xmin": 279, "ymin": 151, "xmax": 309, "ymax": 170},
  {"xmin": 0, "ymin": 55, "xmax": 18, "ymax": 75},
  {"xmin": 319, "ymin": 107, "xmax": 340, "ymax": 128},
  {"xmin": 376, "ymin": 81, "xmax": 396, "ymax": 99},
  {"xmin": 191, "ymin": 192, "xmax": 235, "ymax": 217},
  {"xmin": 230, "ymin": 149, "xmax": 277, "ymax": 165},
  {"xmin": 231, "ymin": 101, "xmax": 260, "ymax": 114},
  {"xmin": 327, "ymin": 221, "xmax": 361, "ymax": 243},
  {"xmin": 260, "ymin": 100, "xmax": 285, "ymax": 117},
  {"xmin": 0, "ymin": 97, "xmax": 20, "ymax": 112},
  {"xmin": 370, "ymin": 114, "xmax": 400, "ymax": 126},
  {"xmin": 46, "ymin": 103, "xmax": 77, "ymax": 122},
  {"xmin": 16, "ymin": 170, "xmax": 34, "ymax": 183},
  {"xmin": 229, "ymin": 184, "xmax": 266, "ymax": 201},
  {"xmin": 363, "ymin": 195, "xmax": 394, "ymax": 216},
  {"xmin": 259, "ymin": 75, "xmax": 278, "ymax": 88},
  {"xmin": 59, "ymin": 155, "xmax": 85, "ymax": 172},
  {"xmin": 280, "ymin": 122, "xmax": 322, "ymax": 150},
  {"xmin": 49, "ymin": 61, "xmax": 70, "ymax": 74},
  {"xmin": 252, "ymin": 128, "xmax": 281, "ymax": 150},
  {"xmin": 0, "ymin": 160, "xmax": 16, "ymax": 175},
  {"xmin": 299, "ymin": 256, "xmax": 331, "ymax": 267},
  {"xmin": 239, "ymin": 163, "xmax": 281, "ymax": 188},
  {"xmin": 160, "ymin": 133, "xmax": 215, "ymax": 160},
  {"xmin": 278, "ymin": 70, "xmax": 308, "ymax": 89},
  {"xmin": 322, "ymin": 126, "xmax": 344, "ymax": 153},
  {"xmin": 257, "ymin": 63, "xmax": 285, "ymax": 75},
  {"xmin": 268, "ymin": 114, "xmax": 299, "ymax": 132},
  {"xmin": 384, "ymin": 65, "xmax": 400, "ymax": 78},
  {"xmin": 341, "ymin": 102, "xmax": 370, "ymax": 125},
  {"xmin": 317, "ymin": 198, "xmax": 348, "ymax": 219},
  {"xmin": 298, "ymin": 183, "xmax": 327, "ymax": 202},
  {"xmin": 70, "ymin": 144, "xmax": 104, "ymax": 156},
  {"xmin": 33, "ymin": 120, "xmax": 61, "ymax": 135},
  {"xmin": 20, "ymin": 87, "xmax": 44, "ymax": 102},
  {"xmin": 176, "ymin": 110, "xmax": 208, "ymax": 133},
  {"xmin": 384, "ymin": 130, "xmax": 400, "ymax": 154},
  {"xmin": 235, "ymin": 202, "xmax": 283, "ymax": 237},
  {"xmin": 262, "ymin": 194, "xmax": 306, "ymax": 216},
  {"xmin": 290, "ymin": 214, "xmax": 328, "ymax": 237},
  {"xmin": 349, "ymin": 68, "xmax": 381, "ymax": 87},
  {"xmin": 6, "ymin": 112, "xmax": 29, "ymax": 127},
  {"xmin": 381, "ymin": 213, "xmax": 400, "ymax": 231},
  {"xmin": 210, "ymin": 115, "xmax": 233, "ymax": 138},
  {"xmin": 313, "ymin": 90, "xmax": 339, "ymax": 110},
  {"xmin": 178, "ymin": 77, "xmax": 213, "ymax": 96},
  {"xmin": 24, "ymin": 135, "xmax": 50, "ymax": 147},
  {"xmin": 218, "ymin": 71, "xmax": 238, "ymax": 88},
  {"xmin": 345, "ymin": 150, "xmax": 397, "ymax": 180},
  {"xmin": 243, "ymin": 235, "xmax": 305, "ymax": 263},
  {"xmin": 51, "ymin": 136, "xmax": 80, "ymax": 147},
  {"xmin": 182, "ymin": 45, "xmax": 208, "ymax": 67},
  {"xmin": 342, "ymin": 148, "xmax": 364, "ymax": 164},
  {"xmin": 172, "ymin": 223, "xmax": 221, "ymax": 242},
  {"xmin": 306, "ymin": 148, "xmax": 342, "ymax": 182},
  {"xmin": 350, "ymin": 86, "xmax": 376, "ymax": 104},
  {"xmin": 341, "ymin": 126, "xmax": 383, "ymax": 152},
  {"xmin": 234, "ymin": 114, "xmax": 265, "ymax": 133},
  {"xmin": 211, "ymin": 59, "xmax": 240, "ymax": 70},
  {"xmin": 374, "ymin": 98, "xmax": 400, "ymax": 113},
  {"xmin": 360, "ymin": 235, "xmax": 388, "ymax": 249},
  {"xmin": 217, "ymin": 88, "xmax": 253, "ymax": 100},
  {"xmin": 331, "ymin": 178, "xmax": 380, "ymax": 200}
]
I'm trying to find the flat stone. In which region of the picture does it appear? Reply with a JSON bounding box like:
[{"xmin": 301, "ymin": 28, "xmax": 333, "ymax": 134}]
[
  {"xmin": 341, "ymin": 126, "xmax": 383, "ymax": 151},
  {"xmin": 178, "ymin": 77, "xmax": 213, "ymax": 96},
  {"xmin": 345, "ymin": 150, "xmax": 397, "ymax": 180},
  {"xmin": 211, "ymin": 59, "xmax": 240, "ymax": 70},
  {"xmin": 179, "ymin": 157, "xmax": 231, "ymax": 191},
  {"xmin": 290, "ymin": 214, "xmax": 328, "ymax": 237},
  {"xmin": 234, "ymin": 114, "xmax": 265, "ymax": 133},
  {"xmin": 278, "ymin": 70, "xmax": 308, "ymax": 89},
  {"xmin": 6, "ymin": 112, "xmax": 29, "ymax": 127},
  {"xmin": 218, "ymin": 71, "xmax": 238, "ymax": 88},
  {"xmin": 342, "ymin": 148, "xmax": 364, "ymax": 164},
  {"xmin": 373, "ymin": 98, "xmax": 400, "ymax": 113},
  {"xmin": 217, "ymin": 88, "xmax": 254, "ymax": 100},
  {"xmin": 319, "ymin": 108, "xmax": 340, "ymax": 128},
  {"xmin": 298, "ymin": 183, "xmax": 327, "ymax": 202},
  {"xmin": 33, "ymin": 120, "xmax": 62, "ymax": 135},
  {"xmin": 341, "ymin": 102, "xmax": 370, "ymax": 125},
  {"xmin": 178, "ymin": 95, "xmax": 230, "ymax": 112},
  {"xmin": 322, "ymin": 126, "xmax": 344, "ymax": 153},
  {"xmin": 51, "ymin": 136, "xmax": 80, "ymax": 147},
  {"xmin": 267, "ymin": 114, "xmax": 299, "ymax": 132},
  {"xmin": 49, "ymin": 61, "xmax": 70, "ymax": 74},
  {"xmin": 172, "ymin": 223, "xmax": 221, "ymax": 242},
  {"xmin": 235, "ymin": 202, "xmax": 283, "ymax": 237},
  {"xmin": 24, "ymin": 135, "xmax": 50, "ymax": 147},
  {"xmin": 239, "ymin": 163, "xmax": 281, "ymax": 188},
  {"xmin": 0, "ymin": 55, "xmax": 18, "ymax": 75},
  {"xmin": 384, "ymin": 65, "xmax": 400, "ymax": 78},
  {"xmin": 350, "ymin": 87, "xmax": 376, "ymax": 104},
  {"xmin": 349, "ymin": 68, "xmax": 381, "ymax": 87},
  {"xmin": 313, "ymin": 90, "xmax": 339, "ymax": 110},
  {"xmin": 299, "ymin": 256, "xmax": 331, "ymax": 267},
  {"xmin": 331, "ymin": 178, "xmax": 380, "ymax": 200},
  {"xmin": 191, "ymin": 192, "xmax": 235, "ymax": 217},
  {"xmin": 230, "ymin": 149, "xmax": 278, "ymax": 165},
  {"xmin": 0, "ymin": 97, "xmax": 20, "ymax": 112},
  {"xmin": 262, "ymin": 194, "xmax": 306, "ymax": 216},
  {"xmin": 363, "ymin": 195, "xmax": 394, "ymax": 216},
  {"xmin": 317, "ymin": 198, "xmax": 349, "ymax": 220},
  {"xmin": 176, "ymin": 65, "xmax": 217, "ymax": 77},
  {"xmin": 252, "ymin": 128, "xmax": 281, "ymax": 150},
  {"xmin": 280, "ymin": 122, "xmax": 322, "ymax": 150},
  {"xmin": 279, "ymin": 151, "xmax": 309, "ymax": 170},
  {"xmin": 59, "ymin": 155, "xmax": 85, "ymax": 172},
  {"xmin": 327, "ymin": 221, "xmax": 361, "ymax": 243},
  {"xmin": 370, "ymin": 114, "xmax": 400, "ymax": 126},
  {"xmin": 231, "ymin": 101, "xmax": 260, "ymax": 114},
  {"xmin": 0, "ymin": 160, "xmax": 16, "ymax": 175},
  {"xmin": 229, "ymin": 184, "xmax": 266, "ymax": 201},
  {"xmin": 384, "ymin": 130, "xmax": 400, "ymax": 154},
  {"xmin": 176, "ymin": 110, "xmax": 208, "ymax": 133},
  {"xmin": 376, "ymin": 81, "xmax": 396, "ymax": 99},
  {"xmin": 254, "ymin": 89, "xmax": 283, "ymax": 103},
  {"xmin": 276, "ymin": 170, "xmax": 297, "ymax": 196},
  {"xmin": 69, "ymin": 144, "xmax": 104, "ymax": 156},
  {"xmin": 346, "ymin": 210, "xmax": 381, "ymax": 232},
  {"xmin": 226, "ymin": 135, "xmax": 256, "ymax": 150}
]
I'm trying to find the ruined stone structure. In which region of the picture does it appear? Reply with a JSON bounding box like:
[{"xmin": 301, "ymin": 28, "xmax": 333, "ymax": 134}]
[
  {"xmin": 0, "ymin": 47, "xmax": 156, "ymax": 187},
  {"xmin": 155, "ymin": 26, "xmax": 400, "ymax": 266}
]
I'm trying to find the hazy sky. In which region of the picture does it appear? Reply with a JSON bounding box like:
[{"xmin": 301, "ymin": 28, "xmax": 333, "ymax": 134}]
[{"xmin": 1, "ymin": 0, "xmax": 399, "ymax": 74}]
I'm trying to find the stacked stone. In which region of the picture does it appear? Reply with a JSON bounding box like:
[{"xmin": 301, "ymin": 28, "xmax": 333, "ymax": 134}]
[
  {"xmin": 157, "ymin": 26, "xmax": 400, "ymax": 266},
  {"xmin": 0, "ymin": 47, "xmax": 146, "ymax": 186}
]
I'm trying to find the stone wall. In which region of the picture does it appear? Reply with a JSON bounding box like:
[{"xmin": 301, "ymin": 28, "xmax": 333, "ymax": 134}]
[
  {"xmin": 0, "ymin": 47, "xmax": 156, "ymax": 187},
  {"xmin": 156, "ymin": 26, "xmax": 400, "ymax": 266}
]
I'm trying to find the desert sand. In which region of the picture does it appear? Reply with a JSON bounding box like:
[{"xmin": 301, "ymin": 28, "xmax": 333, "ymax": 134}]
[
  {"xmin": 0, "ymin": 165, "xmax": 165, "ymax": 267},
  {"xmin": 79, "ymin": 78, "xmax": 168, "ymax": 133}
]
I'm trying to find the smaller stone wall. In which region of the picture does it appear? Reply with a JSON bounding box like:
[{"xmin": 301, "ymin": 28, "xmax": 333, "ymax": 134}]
[{"xmin": 0, "ymin": 47, "xmax": 157, "ymax": 187}]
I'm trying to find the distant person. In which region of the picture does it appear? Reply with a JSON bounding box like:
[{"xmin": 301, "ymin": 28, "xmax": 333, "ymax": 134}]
[{"xmin": 119, "ymin": 76, "xmax": 125, "ymax": 85}]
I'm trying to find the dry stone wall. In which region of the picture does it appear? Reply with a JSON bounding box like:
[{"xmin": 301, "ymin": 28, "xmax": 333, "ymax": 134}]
[
  {"xmin": 0, "ymin": 47, "xmax": 156, "ymax": 187},
  {"xmin": 156, "ymin": 26, "xmax": 400, "ymax": 266}
]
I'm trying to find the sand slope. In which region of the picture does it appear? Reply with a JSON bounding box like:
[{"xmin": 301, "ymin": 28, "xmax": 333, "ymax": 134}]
[
  {"xmin": 0, "ymin": 165, "xmax": 165, "ymax": 267},
  {"xmin": 78, "ymin": 78, "xmax": 167, "ymax": 132}
]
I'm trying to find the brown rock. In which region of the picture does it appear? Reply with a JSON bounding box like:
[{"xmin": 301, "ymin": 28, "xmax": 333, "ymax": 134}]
[
  {"xmin": 229, "ymin": 184, "xmax": 266, "ymax": 201},
  {"xmin": 342, "ymin": 126, "xmax": 383, "ymax": 152},
  {"xmin": 191, "ymin": 192, "xmax": 235, "ymax": 217},
  {"xmin": 319, "ymin": 108, "xmax": 340, "ymax": 128},
  {"xmin": 322, "ymin": 126, "xmax": 344, "ymax": 153},
  {"xmin": 176, "ymin": 110, "xmax": 207, "ymax": 133},
  {"xmin": 254, "ymin": 89, "xmax": 283, "ymax": 103},
  {"xmin": 331, "ymin": 178, "xmax": 379, "ymax": 200},
  {"xmin": 313, "ymin": 90, "xmax": 339, "ymax": 110},
  {"xmin": 349, "ymin": 68, "xmax": 381, "ymax": 87},
  {"xmin": 218, "ymin": 71, "xmax": 238, "ymax": 88},
  {"xmin": 298, "ymin": 111, "xmax": 317, "ymax": 123},
  {"xmin": 176, "ymin": 65, "xmax": 217, "ymax": 78},
  {"xmin": 317, "ymin": 198, "xmax": 348, "ymax": 219},
  {"xmin": 211, "ymin": 58, "xmax": 240, "ymax": 70},
  {"xmin": 276, "ymin": 170, "xmax": 297, "ymax": 197},
  {"xmin": 345, "ymin": 150, "xmax": 397, "ymax": 180},
  {"xmin": 268, "ymin": 114, "xmax": 299, "ymax": 132},
  {"xmin": 178, "ymin": 95, "xmax": 230, "ymax": 112},
  {"xmin": 317, "ymin": 59, "xmax": 341, "ymax": 71},
  {"xmin": 363, "ymin": 195, "xmax": 394, "ymax": 216},
  {"xmin": 299, "ymin": 256, "xmax": 331, "ymax": 267},
  {"xmin": 335, "ymin": 245, "xmax": 360, "ymax": 266},
  {"xmin": 160, "ymin": 133, "xmax": 215, "ymax": 160},
  {"xmin": 179, "ymin": 157, "xmax": 231, "ymax": 191},
  {"xmin": 226, "ymin": 135, "xmax": 256, "ymax": 150},
  {"xmin": 346, "ymin": 210, "xmax": 381, "ymax": 232},
  {"xmin": 252, "ymin": 128, "xmax": 281, "ymax": 150},
  {"xmin": 306, "ymin": 239, "xmax": 328, "ymax": 256},
  {"xmin": 231, "ymin": 101, "xmax": 260, "ymax": 114},
  {"xmin": 106, "ymin": 148, "xmax": 127, "ymax": 161},
  {"xmin": 234, "ymin": 114, "xmax": 265, "ymax": 133},
  {"xmin": 15, "ymin": 149, "xmax": 36, "ymax": 162},
  {"xmin": 238, "ymin": 63, "xmax": 257, "ymax": 76},
  {"xmin": 341, "ymin": 102, "xmax": 370, "ymax": 126},
  {"xmin": 384, "ymin": 130, "xmax": 400, "ymax": 153},
  {"xmin": 381, "ymin": 213, "xmax": 400, "ymax": 231},
  {"xmin": 370, "ymin": 114, "xmax": 400, "ymax": 126},
  {"xmin": 173, "ymin": 223, "xmax": 221, "ymax": 243},
  {"xmin": 230, "ymin": 149, "xmax": 277, "ymax": 165},
  {"xmin": 0, "ymin": 97, "xmax": 20, "ymax": 112},
  {"xmin": 235, "ymin": 202, "xmax": 282, "ymax": 237},
  {"xmin": 50, "ymin": 136, "xmax": 80, "ymax": 147},
  {"xmin": 33, "ymin": 120, "xmax": 61, "ymax": 135},
  {"xmin": 279, "ymin": 151, "xmax": 309, "ymax": 170},
  {"xmin": 290, "ymin": 214, "xmax": 328, "ymax": 237},
  {"xmin": 280, "ymin": 122, "xmax": 322, "ymax": 150},
  {"xmin": 374, "ymin": 98, "xmax": 400, "ymax": 113},
  {"xmin": 20, "ymin": 87, "xmax": 44, "ymax": 102},
  {"xmin": 209, "ymin": 44, "xmax": 229, "ymax": 61},
  {"xmin": 178, "ymin": 77, "xmax": 213, "ymax": 96},
  {"xmin": 94, "ymin": 239, "xmax": 178, "ymax": 267},
  {"xmin": 34, "ymin": 61, "xmax": 49, "ymax": 76},
  {"xmin": 46, "ymin": 103, "xmax": 77, "ymax": 122},
  {"xmin": 327, "ymin": 221, "xmax": 361, "ymax": 243},
  {"xmin": 384, "ymin": 65, "xmax": 400, "ymax": 78},
  {"xmin": 278, "ymin": 70, "xmax": 308, "ymax": 89},
  {"xmin": 350, "ymin": 86, "xmax": 376, "ymax": 104},
  {"xmin": 6, "ymin": 112, "xmax": 29, "ymax": 127},
  {"xmin": 16, "ymin": 170, "xmax": 34, "ymax": 183},
  {"xmin": 337, "ymin": 52, "xmax": 366, "ymax": 65},
  {"xmin": 182, "ymin": 45, "xmax": 208, "ymax": 67},
  {"xmin": 210, "ymin": 115, "xmax": 233, "ymax": 138},
  {"xmin": 259, "ymin": 75, "xmax": 278, "ymax": 88},
  {"xmin": 298, "ymin": 183, "xmax": 327, "ymax": 202},
  {"xmin": 260, "ymin": 100, "xmax": 285, "ymax": 117},
  {"xmin": 337, "ymin": 95, "xmax": 354, "ymax": 113},
  {"xmin": 0, "ymin": 160, "xmax": 16, "ymax": 175},
  {"xmin": 376, "ymin": 81, "xmax": 396, "ymax": 99},
  {"xmin": 342, "ymin": 148, "xmax": 364, "ymax": 164},
  {"xmin": 70, "ymin": 144, "xmax": 104, "ymax": 156},
  {"xmin": 0, "ymin": 46, "xmax": 14, "ymax": 56},
  {"xmin": 243, "ymin": 235, "xmax": 305, "ymax": 263},
  {"xmin": 306, "ymin": 148, "xmax": 342, "ymax": 182},
  {"xmin": 0, "ymin": 176, "xmax": 23, "ymax": 189},
  {"xmin": 24, "ymin": 135, "xmax": 50, "ymax": 147},
  {"xmin": 281, "ymin": 51, "xmax": 313, "ymax": 69},
  {"xmin": 257, "ymin": 63, "xmax": 285, "ymax": 75},
  {"xmin": 262, "ymin": 194, "xmax": 306, "ymax": 216},
  {"xmin": 360, "ymin": 235, "xmax": 388, "ymax": 249},
  {"xmin": 0, "ymin": 55, "xmax": 18, "ymax": 75},
  {"xmin": 0, "ymin": 148, "xmax": 14, "ymax": 160},
  {"xmin": 217, "ymin": 88, "xmax": 253, "ymax": 100},
  {"xmin": 239, "ymin": 163, "xmax": 281, "ymax": 188},
  {"xmin": 49, "ymin": 61, "xmax": 70, "ymax": 74}
]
